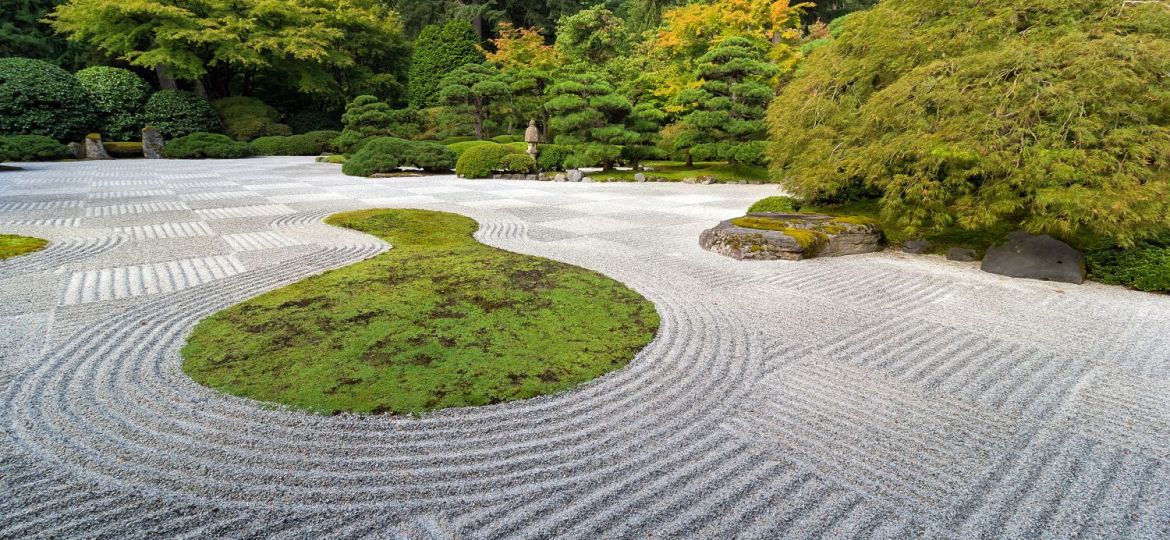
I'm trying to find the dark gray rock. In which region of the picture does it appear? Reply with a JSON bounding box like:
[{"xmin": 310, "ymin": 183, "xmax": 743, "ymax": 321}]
[
  {"xmin": 903, "ymin": 239, "xmax": 933, "ymax": 254},
  {"xmin": 981, "ymin": 231, "xmax": 1086, "ymax": 284},
  {"xmin": 700, "ymin": 213, "xmax": 882, "ymax": 261},
  {"xmin": 566, "ymin": 169, "xmax": 583, "ymax": 182},
  {"xmin": 142, "ymin": 127, "xmax": 165, "ymax": 159},
  {"xmin": 947, "ymin": 247, "xmax": 979, "ymax": 262},
  {"xmin": 84, "ymin": 134, "xmax": 111, "ymax": 160},
  {"xmin": 67, "ymin": 142, "xmax": 84, "ymax": 159}
]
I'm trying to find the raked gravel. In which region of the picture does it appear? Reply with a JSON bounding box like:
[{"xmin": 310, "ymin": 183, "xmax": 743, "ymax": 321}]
[{"xmin": 2, "ymin": 157, "xmax": 1169, "ymax": 539}]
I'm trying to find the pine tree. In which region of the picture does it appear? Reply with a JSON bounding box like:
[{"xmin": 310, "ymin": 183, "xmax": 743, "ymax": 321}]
[
  {"xmin": 546, "ymin": 72, "xmax": 647, "ymax": 170},
  {"xmin": 437, "ymin": 63, "xmax": 511, "ymax": 140},
  {"xmin": 673, "ymin": 36, "xmax": 776, "ymax": 166},
  {"xmin": 407, "ymin": 19, "xmax": 483, "ymax": 107}
]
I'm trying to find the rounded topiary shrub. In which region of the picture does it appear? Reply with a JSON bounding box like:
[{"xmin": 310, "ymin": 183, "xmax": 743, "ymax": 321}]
[
  {"xmin": 144, "ymin": 91, "xmax": 222, "ymax": 139},
  {"xmin": 0, "ymin": 57, "xmax": 96, "ymax": 141},
  {"xmin": 497, "ymin": 153, "xmax": 535, "ymax": 173},
  {"xmin": 162, "ymin": 132, "xmax": 254, "ymax": 159},
  {"xmin": 446, "ymin": 140, "xmax": 500, "ymax": 158},
  {"xmin": 490, "ymin": 134, "xmax": 521, "ymax": 144},
  {"xmin": 0, "ymin": 135, "xmax": 71, "ymax": 161},
  {"xmin": 455, "ymin": 144, "xmax": 522, "ymax": 178},
  {"xmin": 250, "ymin": 131, "xmax": 340, "ymax": 156},
  {"xmin": 748, "ymin": 196, "xmax": 803, "ymax": 214},
  {"xmin": 212, "ymin": 96, "xmax": 292, "ymax": 141},
  {"xmin": 75, "ymin": 66, "xmax": 152, "ymax": 141}
]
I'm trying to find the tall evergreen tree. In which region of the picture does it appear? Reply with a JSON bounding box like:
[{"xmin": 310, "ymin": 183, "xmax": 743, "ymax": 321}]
[
  {"xmin": 407, "ymin": 19, "xmax": 483, "ymax": 107},
  {"xmin": 672, "ymin": 36, "xmax": 776, "ymax": 166},
  {"xmin": 437, "ymin": 63, "xmax": 510, "ymax": 140}
]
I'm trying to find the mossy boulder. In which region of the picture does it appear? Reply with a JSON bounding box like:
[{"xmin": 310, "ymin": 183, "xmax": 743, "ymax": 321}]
[{"xmin": 700, "ymin": 212, "xmax": 882, "ymax": 261}]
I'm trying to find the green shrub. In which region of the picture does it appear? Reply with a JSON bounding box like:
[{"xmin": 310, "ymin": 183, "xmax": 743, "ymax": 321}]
[
  {"xmin": 0, "ymin": 135, "xmax": 70, "ymax": 161},
  {"xmin": 490, "ymin": 134, "xmax": 521, "ymax": 144},
  {"xmin": 75, "ymin": 66, "xmax": 152, "ymax": 141},
  {"xmin": 250, "ymin": 130, "xmax": 341, "ymax": 156},
  {"xmin": 1087, "ymin": 244, "xmax": 1170, "ymax": 293},
  {"xmin": 103, "ymin": 141, "xmax": 143, "ymax": 158},
  {"xmin": 536, "ymin": 144, "xmax": 572, "ymax": 171},
  {"xmin": 286, "ymin": 109, "xmax": 342, "ymax": 134},
  {"xmin": 144, "ymin": 91, "xmax": 221, "ymax": 139},
  {"xmin": 163, "ymin": 132, "xmax": 254, "ymax": 159},
  {"xmin": 497, "ymin": 153, "xmax": 535, "ymax": 173},
  {"xmin": 455, "ymin": 143, "xmax": 522, "ymax": 178},
  {"xmin": 446, "ymin": 140, "xmax": 500, "ymax": 158},
  {"xmin": 409, "ymin": 141, "xmax": 458, "ymax": 172},
  {"xmin": 768, "ymin": 0, "xmax": 1170, "ymax": 246},
  {"xmin": 0, "ymin": 57, "xmax": 96, "ymax": 141},
  {"xmin": 748, "ymin": 196, "xmax": 803, "ymax": 214},
  {"xmin": 440, "ymin": 136, "xmax": 476, "ymax": 145},
  {"xmin": 341, "ymin": 137, "xmax": 456, "ymax": 176},
  {"xmin": 212, "ymin": 97, "xmax": 292, "ymax": 141}
]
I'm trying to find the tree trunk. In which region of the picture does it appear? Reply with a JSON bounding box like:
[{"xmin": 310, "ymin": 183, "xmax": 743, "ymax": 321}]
[
  {"xmin": 686, "ymin": 152, "xmax": 693, "ymax": 167},
  {"xmin": 155, "ymin": 65, "xmax": 178, "ymax": 91},
  {"xmin": 540, "ymin": 108, "xmax": 551, "ymax": 142},
  {"xmin": 474, "ymin": 103, "xmax": 485, "ymax": 140}
]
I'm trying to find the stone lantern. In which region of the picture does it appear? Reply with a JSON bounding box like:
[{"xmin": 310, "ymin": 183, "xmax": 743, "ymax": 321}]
[{"xmin": 524, "ymin": 119, "xmax": 540, "ymax": 164}]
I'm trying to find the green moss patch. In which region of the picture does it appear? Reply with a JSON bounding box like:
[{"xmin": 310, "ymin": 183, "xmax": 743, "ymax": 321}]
[
  {"xmin": 0, "ymin": 234, "xmax": 48, "ymax": 260},
  {"xmin": 182, "ymin": 209, "xmax": 660, "ymax": 415},
  {"xmin": 591, "ymin": 161, "xmax": 771, "ymax": 183}
]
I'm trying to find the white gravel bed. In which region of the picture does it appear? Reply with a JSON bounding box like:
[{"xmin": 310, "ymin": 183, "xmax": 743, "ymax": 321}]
[{"xmin": 1, "ymin": 157, "xmax": 1168, "ymax": 538}]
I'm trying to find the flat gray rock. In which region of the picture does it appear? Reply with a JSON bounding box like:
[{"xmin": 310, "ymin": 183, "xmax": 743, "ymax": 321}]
[
  {"xmin": 700, "ymin": 212, "xmax": 882, "ymax": 261},
  {"xmin": 947, "ymin": 247, "xmax": 979, "ymax": 261},
  {"xmin": 982, "ymin": 231, "xmax": 1086, "ymax": 284}
]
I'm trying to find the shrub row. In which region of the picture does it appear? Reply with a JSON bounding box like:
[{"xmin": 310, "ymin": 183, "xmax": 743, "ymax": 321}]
[
  {"xmin": 0, "ymin": 135, "xmax": 71, "ymax": 161},
  {"xmin": 162, "ymin": 133, "xmax": 254, "ymax": 159},
  {"xmin": 250, "ymin": 131, "xmax": 342, "ymax": 156},
  {"xmin": 341, "ymin": 137, "xmax": 456, "ymax": 177}
]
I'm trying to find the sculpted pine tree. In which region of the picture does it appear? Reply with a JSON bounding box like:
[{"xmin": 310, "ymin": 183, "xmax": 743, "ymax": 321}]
[
  {"xmin": 335, "ymin": 95, "xmax": 421, "ymax": 152},
  {"xmin": 546, "ymin": 73, "xmax": 657, "ymax": 170},
  {"xmin": 673, "ymin": 36, "xmax": 776, "ymax": 166},
  {"xmin": 437, "ymin": 64, "xmax": 511, "ymax": 140}
]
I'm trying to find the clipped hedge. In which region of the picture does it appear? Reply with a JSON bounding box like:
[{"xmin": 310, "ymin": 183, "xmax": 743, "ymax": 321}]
[
  {"xmin": 490, "ymin": 134, "xmax": 522, "ymax": 144},
  {"xmin": 75, "ymin": 66, "xmax": 152, "ymax": 141},
  {"xmin": 250, "ymin": 130, "xmax": 341, "ymax": 156},
  {"xmin": 213, "ymin": 96, "xmax": 292, "ymax": 141},
  {"xmin": 342, "ymin": 137, "xmax": 457, "ymax": 177},
  {"xmin": 455, "ymin": 144, "xmax": 523, "ymax": 178},
  {"xmin": 0, "ymin": 57, "xmax": 96, "ymax": 141},
  {"xmin": 536, "ymin": 144, "xmax": 572, "ymax": 171},
  {"xmin": 144, "ymin": 91, "xmax": 221, "ymax": 139},
  {"xmin": 163, "ymin": 132, "xmax": 254, "ymax": 159},
  {"xmin": 439, "ymin": 136, "xmax": 476, "ymax": 145},
  {"xmin": 446, "ymin": 140, "xmax": 499, "ymax": 158},
  {"xmin": 497, "ymin": 153, "xmax": 536, "ymax": 173},
  {"xmin": 0, "ymin": 135, "xmax": 71, "ymax": 161}
]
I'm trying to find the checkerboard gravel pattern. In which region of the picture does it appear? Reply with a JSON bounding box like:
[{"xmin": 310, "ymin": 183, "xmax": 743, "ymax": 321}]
[{"xmin": 2, "ymin": 157, "xmax": 1169, "ymax": 538}]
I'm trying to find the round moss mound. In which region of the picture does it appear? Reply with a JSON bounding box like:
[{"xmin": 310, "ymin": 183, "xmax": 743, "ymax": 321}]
[
  {"xmin": 182, "ymin": 209, "xmax": 660, "ymax": 415},
  {"xmin": 0, "ymin": 234, "xmax": 48, "ymax": 260}
]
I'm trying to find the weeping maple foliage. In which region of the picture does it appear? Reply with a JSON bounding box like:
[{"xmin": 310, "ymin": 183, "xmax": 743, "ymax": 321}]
[{"xmin": 768, "ymin": 0, "xmax": 1170, "ymax": 245}]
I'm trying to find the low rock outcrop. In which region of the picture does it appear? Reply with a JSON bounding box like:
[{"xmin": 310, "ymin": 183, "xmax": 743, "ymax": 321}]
[
  {"xmin": 700, "ymin": 212, "xmax": 882, "ymax": 261},
  {"xmin": 981, "ymin": 231, "xmax": 1086, "ymax": 284}
]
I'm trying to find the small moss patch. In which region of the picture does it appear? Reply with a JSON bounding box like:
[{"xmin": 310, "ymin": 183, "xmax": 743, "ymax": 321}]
[
  {"xmin": 182, "ymin": 209, "xmax": 659, "ymax": 415},
  {"xmin": 0, "ymin": 234, "xmax": 48, "ymax": 260}
]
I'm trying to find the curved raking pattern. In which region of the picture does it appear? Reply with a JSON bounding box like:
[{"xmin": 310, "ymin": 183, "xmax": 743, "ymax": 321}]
[{"xmin": 3, "ymin": 158, "xmax": 1170, "ymax": 538}]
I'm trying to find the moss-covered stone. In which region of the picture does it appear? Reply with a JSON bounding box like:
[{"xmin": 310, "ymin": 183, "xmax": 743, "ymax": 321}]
[{"xmin": 701, "ymin": 212, "xmax": 883, "ymax": 260}]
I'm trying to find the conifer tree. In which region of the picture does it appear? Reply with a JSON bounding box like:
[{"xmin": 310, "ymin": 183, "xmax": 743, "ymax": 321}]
[
  {"xmin": 437, "ymin": 63, "xmax": 511, "ymax": 140},
  {"xmin": 673, "ymin": 36, "xmax": 776, "ymax": 166},
  {"xmin": 407, "ymin": 19, "xmax": 483, "ymax": 108}
]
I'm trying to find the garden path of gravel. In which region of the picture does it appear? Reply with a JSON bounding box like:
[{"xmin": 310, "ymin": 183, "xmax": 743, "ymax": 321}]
[{"xmin": 2, "ymin": 157, "xmax": 1169, "ymax": 538}]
